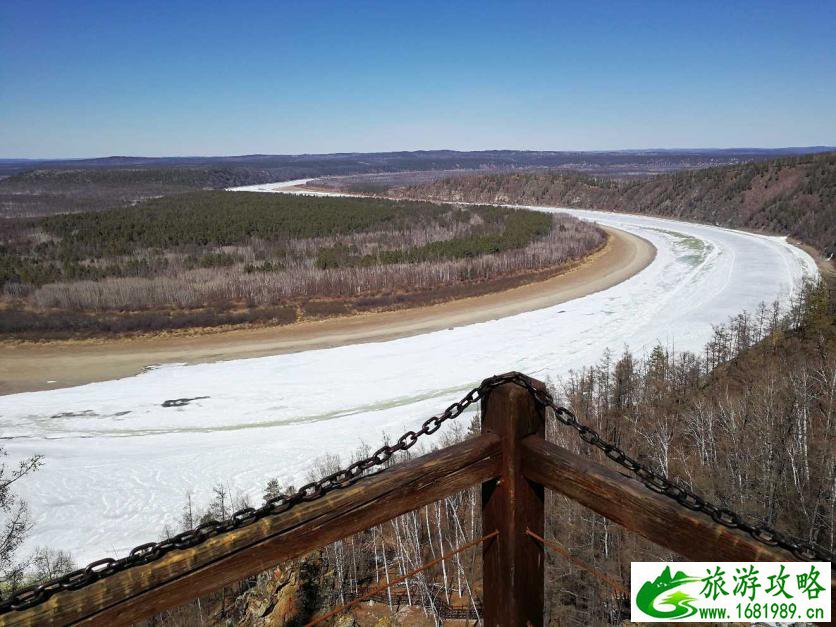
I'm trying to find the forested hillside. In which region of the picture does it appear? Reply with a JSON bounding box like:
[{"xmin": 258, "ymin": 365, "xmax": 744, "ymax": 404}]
[
  {"xmin": 391, "ymin": 152, "xmax": 836, "ymax": 256},
  {"xmin": 3, "ymin": 147, "xmax": 829, "ymax": 218},
  {"xmin": 0, "ymin": 193, "xmax": 604, "ymax": 336}
]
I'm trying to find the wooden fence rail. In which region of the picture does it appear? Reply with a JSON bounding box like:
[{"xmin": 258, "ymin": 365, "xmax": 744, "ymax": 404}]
[{"xmin": 1, "ymin": 373, "xmax": 825, "ymax": 626}]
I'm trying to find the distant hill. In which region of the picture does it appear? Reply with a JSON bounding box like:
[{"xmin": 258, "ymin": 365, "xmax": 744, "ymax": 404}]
[
  {"xmin": 391, "ymin": 152, "xmax": 836, "ymax": 256},
  {"xmin": 2, "ymin": 147, "xmax": 833, "ymax": 177},
  {"xmin": 1, "ymin": 166, "xmax": 264, "ymax": 194},
  {"xmin": 2, "ymin": 147, "xmax": 833, "ymax": 219}
]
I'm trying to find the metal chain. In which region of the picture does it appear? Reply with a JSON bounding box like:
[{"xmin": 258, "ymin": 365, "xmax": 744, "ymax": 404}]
[
  {"xmin": 1, "ymin": 372, "xmax": 830, "ymax": 614},
  {"xmin": 501, "ymin": 373, "xmax": 834, "ymax": 564},
  {"xmin": 0, "ymin": 375, "xmax": 499, "ymax": 614}
]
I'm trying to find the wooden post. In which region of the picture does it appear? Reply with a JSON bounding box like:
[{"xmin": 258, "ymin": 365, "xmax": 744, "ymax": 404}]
[{"xmin": 481, "ymin": 373, "xmax": 545, "ymax": 626}]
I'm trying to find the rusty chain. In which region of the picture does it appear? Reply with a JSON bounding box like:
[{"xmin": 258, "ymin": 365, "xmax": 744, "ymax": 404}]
[
  {"xmin": 502, "ymin": 373, "xmax": 833, "ymax": 564},
  {"xmin": 0, "ymin": 374, "xmax": 491, "ymax": 613},
  {"xmin": 0, "ymin": 372, "xmax": 830, "ymax": 613}
]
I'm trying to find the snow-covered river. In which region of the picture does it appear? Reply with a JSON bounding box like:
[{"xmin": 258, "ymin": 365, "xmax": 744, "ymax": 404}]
[{"xmin": 0, "ymin": 193, "xmax": 817, "ymax": 563}]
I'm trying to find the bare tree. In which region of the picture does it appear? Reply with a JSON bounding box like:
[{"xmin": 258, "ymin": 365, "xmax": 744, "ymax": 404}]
[{"xmin": 0, "ymin": 448, "xmax": 43, "ymax": 592}]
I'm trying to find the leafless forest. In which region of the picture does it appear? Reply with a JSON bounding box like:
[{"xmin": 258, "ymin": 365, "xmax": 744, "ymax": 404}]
[
  {"xmin": 26, "ymin": 213, "xmax": 603, "ymax": 312},
  {"xmin": 137, "ymin": 282, "xmax": 833, "ymax": 626},
  {"xmin": 387, "ymin": 152, "xmax": 836, "ymax": 257},
  {"xmin": 1, "ymin": 196, "xmax": 605, "ymax": 336}
]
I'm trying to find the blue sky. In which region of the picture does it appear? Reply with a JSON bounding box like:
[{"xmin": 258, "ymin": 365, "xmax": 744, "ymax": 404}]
[{"xmin": 1, "ymin": 0, "xmax": 834, "ymax": 158}]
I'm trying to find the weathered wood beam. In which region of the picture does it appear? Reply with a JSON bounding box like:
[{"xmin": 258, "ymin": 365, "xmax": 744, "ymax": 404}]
[
  {"xmin": 521, "ymin": 435, "xmax": 831, "ymax": 572},
  {"xmin": 3, "ymin": 434, "xmax": 501, "ymax": 627},
  {"xmin": 481, "ymin": 374, "xmax": 545, "ymax": 627}
]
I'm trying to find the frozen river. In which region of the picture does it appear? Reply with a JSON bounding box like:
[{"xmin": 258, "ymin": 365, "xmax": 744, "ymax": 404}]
[{"xmin": 0, "ymin": 197, "xmax": 817, "ymax": 563}]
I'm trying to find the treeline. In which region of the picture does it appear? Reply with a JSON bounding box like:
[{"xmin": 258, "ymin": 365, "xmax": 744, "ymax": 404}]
[
  {"xmin": 2, "ymin": 193, "xmax": 547, "ymax": 284},
  {"xmin": 37, "ymin": 193, "xmax": 547, "ymax": 260},
  {"xmin": 316, "ymin": 207, "xmax": 551, "ymax": 269},
  {"xmin": 0, "ymin": 193, "xmax": 606, "ymax": 335},
  {"xmin": 391, "ymin": 151, "xmax": 836, "ymax": 256},
  {"xmin": 21, "ymin": 215, "xmax": 600, "ymax": 314}
]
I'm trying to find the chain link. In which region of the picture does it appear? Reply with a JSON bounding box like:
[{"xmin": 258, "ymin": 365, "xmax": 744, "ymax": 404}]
[
  {"xmin": 0, "ymin": 372, "xmax": 830, "ymax": 614},
  {"xmin": 501, "ymin": 373, "xmax": 833, "ymax": 564},
  {"xmin": 0, "ymin": 374, "xmax": 501, "ymax": 613}
]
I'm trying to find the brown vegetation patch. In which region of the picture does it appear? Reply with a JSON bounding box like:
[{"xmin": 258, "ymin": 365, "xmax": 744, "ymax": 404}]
[
  {"xmin": 0, "ymin": 193, "xmax": 607, "ymax": 337},
  {"xmin": 302, "ymin": 300, "xmax": 351, "ymax": 319},
  {"xmin": 0, "ymin": 237, "xmax": 605, "ymax": 340},
  {"xmin": 0, "ymin": 304, "xmax": 300, "ymax": 340},
  {"xmin": 389, "ymin": 152, "xmax": 836, "ymax": 256}
]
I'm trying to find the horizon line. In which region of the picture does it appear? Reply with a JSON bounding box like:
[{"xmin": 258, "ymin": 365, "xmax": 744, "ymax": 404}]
[{"xmin": 2, "ymin": 145, "xmax": 835, "ymax": 162}]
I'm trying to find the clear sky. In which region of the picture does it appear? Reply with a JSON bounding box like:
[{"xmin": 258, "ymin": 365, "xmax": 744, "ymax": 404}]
[{"xmin": 1, "ymin": 0, "xmax": 834, "ymax": 158}]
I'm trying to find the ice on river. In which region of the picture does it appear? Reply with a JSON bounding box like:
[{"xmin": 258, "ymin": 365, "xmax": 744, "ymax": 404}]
[{"xmin": 0, "ymin": 206, "xmax": 818, "ymax": 563}]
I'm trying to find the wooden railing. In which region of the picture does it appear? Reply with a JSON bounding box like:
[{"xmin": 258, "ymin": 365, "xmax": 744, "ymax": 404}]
[{"xmin": 2, "ymin": 373, "xmax": 824, "ymax": 626}]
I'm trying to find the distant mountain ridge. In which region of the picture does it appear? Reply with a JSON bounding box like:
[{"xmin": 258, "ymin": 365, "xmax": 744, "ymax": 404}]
[
  {"xmin": 2, "ymin": 149, "xmax": 834, "ymax": 251},
  {"xmin": 391, "ymin": 152, "xmax": 836, "ymax": 256},
  {"xmin": 2, "ymin": 146, "xmax": 833, "ymax": 177}
]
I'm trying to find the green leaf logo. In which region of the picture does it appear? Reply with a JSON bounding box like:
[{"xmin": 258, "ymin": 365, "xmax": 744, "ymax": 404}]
[{"xmin": 636, "ymin": 566, "xmax": 701, "ymax": 619}]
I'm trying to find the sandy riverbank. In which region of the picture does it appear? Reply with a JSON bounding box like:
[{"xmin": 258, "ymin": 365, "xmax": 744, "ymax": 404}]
[{"xmin": 0, "ymin": 227, "xmax": 654, "ymax": 395}]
